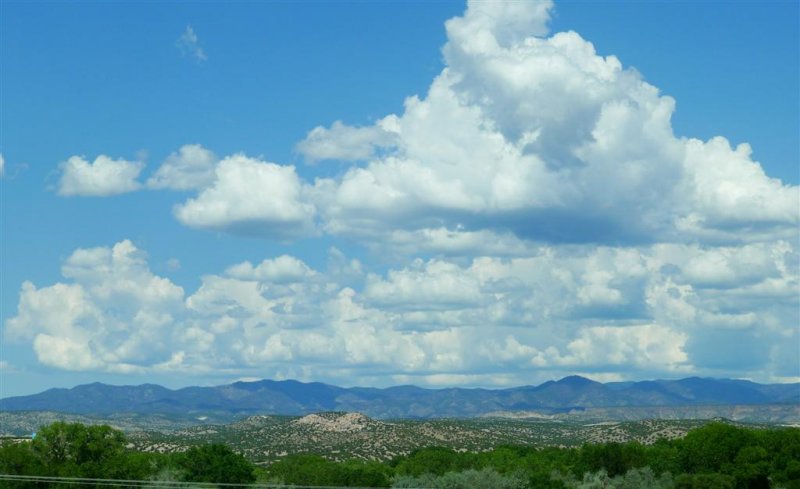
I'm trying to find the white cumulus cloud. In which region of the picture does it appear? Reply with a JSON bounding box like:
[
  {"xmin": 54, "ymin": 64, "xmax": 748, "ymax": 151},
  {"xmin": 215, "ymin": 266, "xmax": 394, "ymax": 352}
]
[
  {"xmin": 19, "ymin": 0, "xmax": 800, "ymax": 386},
  {"xmin": 5, "ymin": 239, "xmax": 798, "ymax": 383},
  {"xmin": 293, "ymin": 0, "xmax": 797, "ymax": 247},
  {"xmin": 57, "ymin": 155, "xmax": 143, "ymax": 196},
  {"xmin": 296, "ymin": 119, "xmax": 400, "ymax": 163},
  {"xmin": 74, "ymin": 0, "xmax": 798, "ymax": 251},
  {"xmin": 173, "ymin": 154, "xmax": 317, "ymax": 239},
  {"xmin": 225, "ymin": 255, "xmax": 316, "ymax": 283},
  {"xmin": 6, "ymin": 241, "xmax": 184, "ymax": 372},
  {"xmin": 147, "ymin": 144, "xmax": 218, "ymax": 190}
]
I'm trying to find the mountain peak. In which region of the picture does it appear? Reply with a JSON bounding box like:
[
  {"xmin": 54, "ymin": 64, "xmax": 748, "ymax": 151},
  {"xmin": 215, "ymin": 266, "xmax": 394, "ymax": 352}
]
[{"xmin": 556, "ymin": 375, "xmax": 598, "ymax": 386}]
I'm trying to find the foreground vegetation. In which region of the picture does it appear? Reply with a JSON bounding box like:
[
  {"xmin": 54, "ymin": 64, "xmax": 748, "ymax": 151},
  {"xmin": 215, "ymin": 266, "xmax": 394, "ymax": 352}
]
[{"xmin": 1, "ymin": 421, "xmax": 799, "ymax": 488}]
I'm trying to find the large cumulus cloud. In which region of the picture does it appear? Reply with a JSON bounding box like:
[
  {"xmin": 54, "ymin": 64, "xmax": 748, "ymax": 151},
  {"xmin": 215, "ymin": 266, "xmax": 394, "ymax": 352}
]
[
  {"xmin": 292, "ymin": 0, "xmax": 797, "ymax": 247},
  {"xmin": 30, "ymin": 0, "xmax": 800, "ymax": 384},
  {"xmin": 6, "ymin": 241, "xmax": 184, "ymax": 372},
  {"xmin": 5, "ymin": 239, "xmax": 797, "ymax": 384},
  {"xmin": 57, "ymin": 0, "xmax": 798, "ymax": 248}
]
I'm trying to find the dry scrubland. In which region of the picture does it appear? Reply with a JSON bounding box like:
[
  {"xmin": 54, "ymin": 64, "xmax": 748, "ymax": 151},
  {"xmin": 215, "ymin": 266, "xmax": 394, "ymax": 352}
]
[{"xmin": 123, "ymin": 412, "xmax": 768, "ymax": 464}]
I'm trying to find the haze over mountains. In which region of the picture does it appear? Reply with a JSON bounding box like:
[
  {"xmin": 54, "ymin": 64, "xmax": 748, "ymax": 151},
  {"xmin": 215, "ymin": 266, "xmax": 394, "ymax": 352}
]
[{"xmin": 2, "ymin": 376, "xmax": 798, "ymax": 419}]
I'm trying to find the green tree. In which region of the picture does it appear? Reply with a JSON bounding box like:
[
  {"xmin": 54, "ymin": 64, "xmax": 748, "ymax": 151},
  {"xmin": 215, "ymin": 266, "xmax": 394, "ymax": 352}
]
[
  {"xmin": 677, "ymin": 423, "xmax": 754, "ymax": 475},
  {"xmin": 392, "ymin": 468, "xmax": 526, "ymax": 489},
  {"xmin": 268, "ymin": 454, "xmax": 391, "ymax": 487},
  {"xmin": 644, "ymin": 438, "xmax": 681, "ymax": 475},
  {"xmin": 675, "ymin": 473, "xmax": 735, "ymax": 489},
  {"xmin": 577, "ymin": 442, "xmax": 646, "ymax": 477},
  {"xmin": 0, "ymin": 442, "xmax": 41, "ymax": 475},
  {"xmin": 393, "ymin": 447, "xmax": 475, "ymax": 476},
  {"xmin": 266, "ymin": 454, "xmax": 338, "ymax": 486},
  {"xmin": 759, "ymin": 428, "xmax": 800, "ymax": 488},
  {"xmin": 783, "ymin": 460, "xmax": 800, "ymax": 488},
  {"xmin": 731, "ymin": 446, "xmax": 770, "ymax": 489},
  {"xmin": 30, "ymin": 422, "xmax": 128, "ymax": 478},
  {"xmin": 0, "ymin": 441, "xmax": 45, "ymax": 489},
  {"xmin": 475, "ymin": 446, "xmax": 528, "ymax": 474},
  {"xmin": 338, "ymin": 460, "xmax": 392, "ymax": 487},
  {"xmin": 175, "ymin": 444, "xmax": 255, "ymax": 484},
  {"xmin": 613, "ymin": 467, "xmax": 674, "ymax": 489},
  {"xmin": 393, "ymin": 473, "xmax": 439, "ymax": 488}
]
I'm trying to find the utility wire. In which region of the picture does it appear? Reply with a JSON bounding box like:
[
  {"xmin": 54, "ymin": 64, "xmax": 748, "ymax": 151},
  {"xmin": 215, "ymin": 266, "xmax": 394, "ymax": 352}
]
[{"xmin": 0, "ymin": 474, "xmax": 431, "ymax": 489}]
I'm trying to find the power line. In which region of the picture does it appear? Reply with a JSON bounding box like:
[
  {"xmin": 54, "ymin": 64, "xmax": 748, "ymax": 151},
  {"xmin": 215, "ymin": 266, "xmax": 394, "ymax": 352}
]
[{"xmin": 0, "ymin": 474, "xmax": 431, "ymax": 489}]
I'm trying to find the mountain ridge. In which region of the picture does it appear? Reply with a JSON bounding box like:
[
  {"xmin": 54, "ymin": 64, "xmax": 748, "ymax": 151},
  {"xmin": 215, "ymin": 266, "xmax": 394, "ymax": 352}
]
[{"xmin": 2, "ymin": 376, "xmax": 797, "ymax": 419}]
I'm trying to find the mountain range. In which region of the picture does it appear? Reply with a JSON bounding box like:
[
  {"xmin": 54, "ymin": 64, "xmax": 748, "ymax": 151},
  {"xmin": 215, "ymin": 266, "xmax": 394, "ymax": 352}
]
[{"xmin": 1, "ymin": 376, "xmax": 798, "ymax": 419}]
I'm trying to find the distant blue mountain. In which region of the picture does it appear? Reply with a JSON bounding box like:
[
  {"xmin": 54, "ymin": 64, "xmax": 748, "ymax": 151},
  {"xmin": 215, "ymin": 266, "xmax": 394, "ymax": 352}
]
[{"xmin": 1, "ymin": 376, "xmax": 797, "ymax": 419}]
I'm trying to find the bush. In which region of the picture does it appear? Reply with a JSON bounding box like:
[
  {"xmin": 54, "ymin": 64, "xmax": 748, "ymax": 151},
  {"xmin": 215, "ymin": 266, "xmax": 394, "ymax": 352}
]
[
  {"xmin": 392, "ymin": 468, "xmax": 526, "ymax": 489},
  {"xmin": 675, "ymin": 473, "xmax": 735, "ymax": 489},
  {"xmin": 268, "ymin": 454, "xmax": 391, "ymax": 487},
  {"xmin": 175, "ymin": 443, "xmax": 255, "ymax": 484},
  {"xmin": 555, "ymin": 467, "xmax": 674, "ymax": 489},
  {"xmin": 677, "ymin": 423, "xmax": 754, "ymax": 475},
  {"xmin": 394, "ymin": 447, "xmax": 476, "ymax": 476}
]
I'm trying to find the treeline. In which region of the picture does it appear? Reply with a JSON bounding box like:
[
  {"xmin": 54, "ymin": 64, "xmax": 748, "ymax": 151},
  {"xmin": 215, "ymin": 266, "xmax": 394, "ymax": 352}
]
[
  {"xmin": 1, "ymin": 421, "xmax": 799, "ymax": 488},
  {"xmin": 0, "ymin": 422, "xmax": 255, "ymax": 485},
  {"xmin": 265, "ymin": 422, "xmax": 800, "ymax": 489}
]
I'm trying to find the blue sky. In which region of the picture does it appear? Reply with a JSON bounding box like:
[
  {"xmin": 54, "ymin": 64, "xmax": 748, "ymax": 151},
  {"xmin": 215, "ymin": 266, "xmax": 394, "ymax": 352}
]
[{"xmin": 1, "ymin": 0, "xmax": 798, "ymax": 398}]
